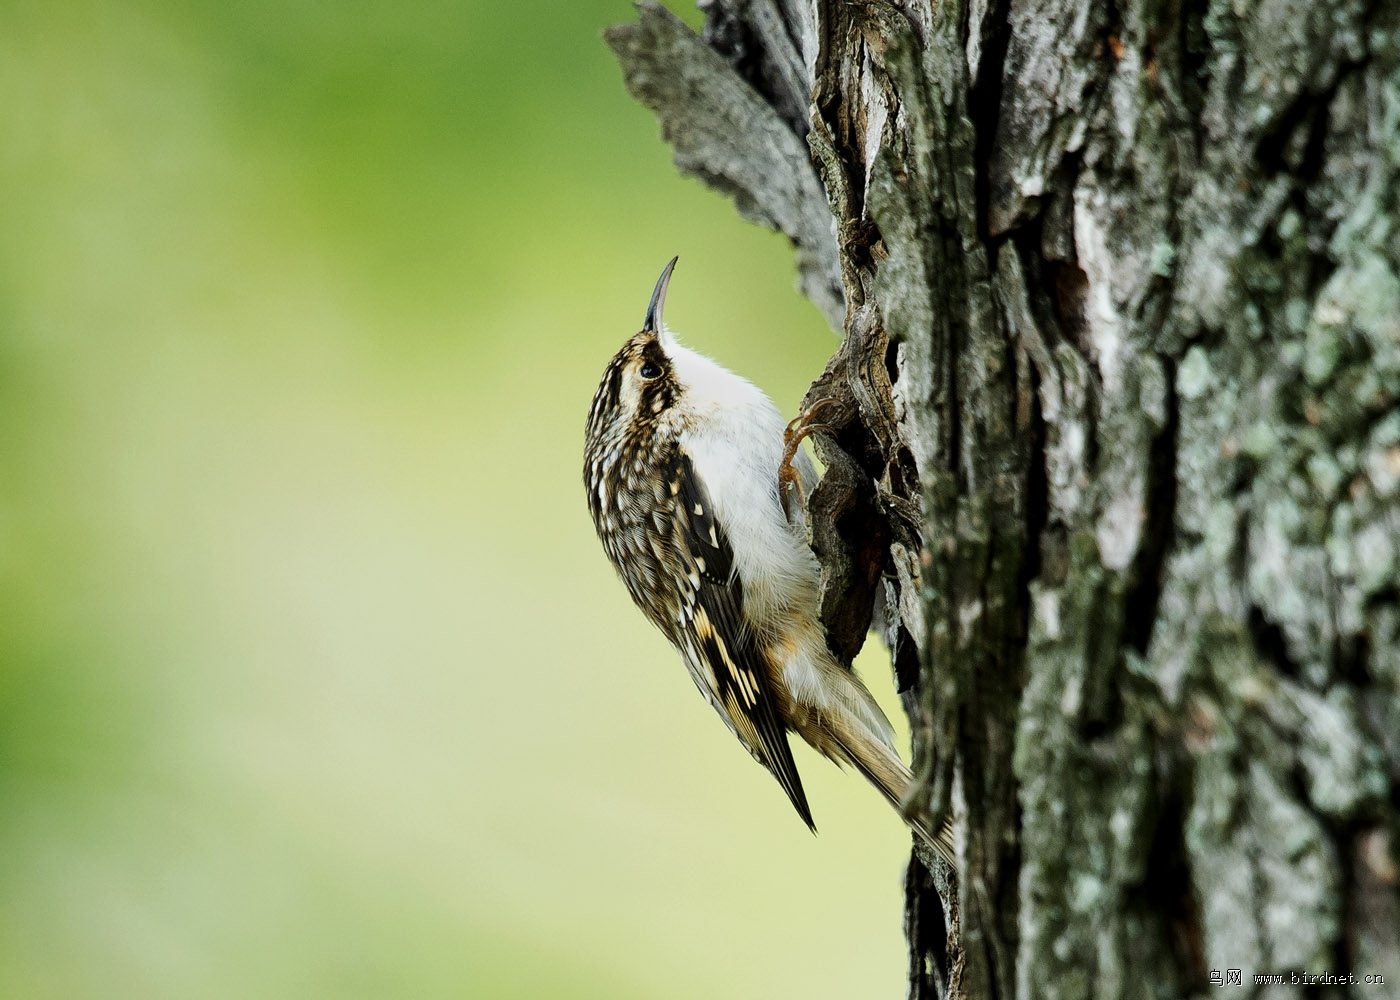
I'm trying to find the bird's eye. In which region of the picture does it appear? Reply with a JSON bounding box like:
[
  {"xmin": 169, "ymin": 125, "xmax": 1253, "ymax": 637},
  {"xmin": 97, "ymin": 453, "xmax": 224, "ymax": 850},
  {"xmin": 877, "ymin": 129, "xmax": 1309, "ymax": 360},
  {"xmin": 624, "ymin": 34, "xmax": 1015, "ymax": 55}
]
[{"xmin": 639, "ymin": 361, "xmax": 663, "ymax": 380}]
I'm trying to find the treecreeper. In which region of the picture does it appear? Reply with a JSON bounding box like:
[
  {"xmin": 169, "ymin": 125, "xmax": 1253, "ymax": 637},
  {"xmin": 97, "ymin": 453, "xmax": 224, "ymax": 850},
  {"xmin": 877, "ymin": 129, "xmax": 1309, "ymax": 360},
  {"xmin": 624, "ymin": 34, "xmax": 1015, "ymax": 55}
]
[{"xmin": 583, "ymin": 258, "xmax": 956, "ymax": 866}]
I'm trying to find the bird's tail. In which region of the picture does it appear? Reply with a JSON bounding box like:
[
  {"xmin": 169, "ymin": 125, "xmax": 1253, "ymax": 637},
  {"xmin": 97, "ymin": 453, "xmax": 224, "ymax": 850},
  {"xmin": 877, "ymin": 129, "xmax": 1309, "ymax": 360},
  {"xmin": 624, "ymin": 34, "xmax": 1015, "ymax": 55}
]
[
  {"xmin": 836, "ymin": 727, "xmax": 958, "ymax": 867},
  {"xmin": 799, "ymin": 668, "xmax": 958, "ymax": 867}
]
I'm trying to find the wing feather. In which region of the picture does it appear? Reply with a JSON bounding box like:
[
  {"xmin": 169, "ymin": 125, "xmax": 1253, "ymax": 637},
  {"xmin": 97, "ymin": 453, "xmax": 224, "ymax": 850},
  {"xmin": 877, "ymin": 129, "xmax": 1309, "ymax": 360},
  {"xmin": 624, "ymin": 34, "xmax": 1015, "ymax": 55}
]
[{"xmin": 668, "ymin": 450, "xmax": 813, "ymax": 829}]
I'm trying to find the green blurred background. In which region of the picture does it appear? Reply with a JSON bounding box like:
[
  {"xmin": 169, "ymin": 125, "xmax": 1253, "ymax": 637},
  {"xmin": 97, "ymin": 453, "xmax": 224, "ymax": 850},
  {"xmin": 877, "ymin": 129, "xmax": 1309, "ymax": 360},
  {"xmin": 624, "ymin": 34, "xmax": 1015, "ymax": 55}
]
[{"xmin": 0, "ymin": 1, "xmax": 918, "ymax": 996}]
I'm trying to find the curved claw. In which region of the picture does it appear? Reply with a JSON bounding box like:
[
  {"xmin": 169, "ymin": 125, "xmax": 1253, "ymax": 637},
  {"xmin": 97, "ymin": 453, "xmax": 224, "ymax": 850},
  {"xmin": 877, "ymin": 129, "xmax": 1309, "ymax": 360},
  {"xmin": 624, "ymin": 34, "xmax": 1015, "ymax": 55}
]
[{"xmin": 779, "ymin": 397, "xmax": 842, "ymax": 521}]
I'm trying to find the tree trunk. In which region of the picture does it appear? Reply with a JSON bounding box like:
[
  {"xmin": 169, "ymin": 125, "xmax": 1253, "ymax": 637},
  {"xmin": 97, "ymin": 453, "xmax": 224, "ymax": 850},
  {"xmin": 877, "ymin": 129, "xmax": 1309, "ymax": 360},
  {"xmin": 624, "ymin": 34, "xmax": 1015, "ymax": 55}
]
[{"xmin": 607, "ymin": 1, "xmax": 1400, "ymax": 997}]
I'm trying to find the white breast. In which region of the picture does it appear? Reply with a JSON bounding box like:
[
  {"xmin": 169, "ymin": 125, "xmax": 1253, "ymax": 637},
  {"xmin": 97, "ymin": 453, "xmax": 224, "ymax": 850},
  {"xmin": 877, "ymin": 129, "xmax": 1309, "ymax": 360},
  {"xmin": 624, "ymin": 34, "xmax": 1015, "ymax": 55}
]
[{"xmin": 667, "ymin": 341, "xmax": 822, "ymax": 635}]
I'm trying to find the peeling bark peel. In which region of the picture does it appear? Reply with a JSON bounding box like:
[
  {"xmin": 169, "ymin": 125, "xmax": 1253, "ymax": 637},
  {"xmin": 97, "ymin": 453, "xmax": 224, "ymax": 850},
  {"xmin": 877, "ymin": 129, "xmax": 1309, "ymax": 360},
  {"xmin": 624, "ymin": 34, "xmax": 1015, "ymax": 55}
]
[
  {"xmin": 609, "ymin": 0, "xmax": 1400, "ymax": 996},
  {"xmin": 605, "ymin": 3, "xmax": 844, "ymax": 327}
]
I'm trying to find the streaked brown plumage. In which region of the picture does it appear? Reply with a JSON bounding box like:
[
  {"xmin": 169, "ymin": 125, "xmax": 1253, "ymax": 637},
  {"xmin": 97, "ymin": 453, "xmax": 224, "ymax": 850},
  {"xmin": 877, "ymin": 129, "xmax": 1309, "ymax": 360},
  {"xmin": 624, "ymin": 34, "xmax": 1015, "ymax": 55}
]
[{"xmin": 584, "ymin": 258, "xmax": 956, "ymax": 865}]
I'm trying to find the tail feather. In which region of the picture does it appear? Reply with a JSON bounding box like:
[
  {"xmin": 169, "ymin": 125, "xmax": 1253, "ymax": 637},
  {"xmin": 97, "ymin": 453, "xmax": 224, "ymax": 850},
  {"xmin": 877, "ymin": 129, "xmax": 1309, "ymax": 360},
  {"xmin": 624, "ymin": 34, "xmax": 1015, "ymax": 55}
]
[
  {"xmin": 797, "ymin": 699, "xmax": 957, "ymax": 865},
  {"xmin": 832, "ymin": 726, "xmax": 958, "ymax": 866},
  {"xmin": 786, "ymin": 657, "xmax": 957, "ymax": 867}
]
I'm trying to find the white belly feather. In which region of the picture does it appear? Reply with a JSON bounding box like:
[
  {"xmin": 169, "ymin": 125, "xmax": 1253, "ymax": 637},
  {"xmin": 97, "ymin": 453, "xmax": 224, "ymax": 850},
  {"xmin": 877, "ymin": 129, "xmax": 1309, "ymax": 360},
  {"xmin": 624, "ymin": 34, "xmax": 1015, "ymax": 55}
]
[{"xmin": 669, "ymin": 341, "xmax": 834, "ymax": 711}]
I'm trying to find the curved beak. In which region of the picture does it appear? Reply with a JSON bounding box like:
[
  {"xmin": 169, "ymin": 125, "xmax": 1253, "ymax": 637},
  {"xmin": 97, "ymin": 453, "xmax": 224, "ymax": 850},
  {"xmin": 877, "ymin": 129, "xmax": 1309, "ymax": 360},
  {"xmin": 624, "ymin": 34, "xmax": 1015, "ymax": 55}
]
[{"xmin": 642, "ymin": 256, "xmax": 679, "ymax": 334}]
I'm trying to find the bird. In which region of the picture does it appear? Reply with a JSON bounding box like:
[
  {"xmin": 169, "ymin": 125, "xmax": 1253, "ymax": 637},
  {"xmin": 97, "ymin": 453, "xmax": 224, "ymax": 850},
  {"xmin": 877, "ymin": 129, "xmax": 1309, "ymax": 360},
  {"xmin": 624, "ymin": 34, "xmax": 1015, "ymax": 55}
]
[{"xmin": 583, "ymin": 257, "xmax": 956, "ymax": 866}]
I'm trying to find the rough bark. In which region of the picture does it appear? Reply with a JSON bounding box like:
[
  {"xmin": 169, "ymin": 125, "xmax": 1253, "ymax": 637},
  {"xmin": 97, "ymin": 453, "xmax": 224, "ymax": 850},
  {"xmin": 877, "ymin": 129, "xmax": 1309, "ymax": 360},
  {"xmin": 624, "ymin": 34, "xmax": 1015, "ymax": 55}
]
[{"xmin": 608, "ymin": 1, "xmax": 1400, "ymax": 997}]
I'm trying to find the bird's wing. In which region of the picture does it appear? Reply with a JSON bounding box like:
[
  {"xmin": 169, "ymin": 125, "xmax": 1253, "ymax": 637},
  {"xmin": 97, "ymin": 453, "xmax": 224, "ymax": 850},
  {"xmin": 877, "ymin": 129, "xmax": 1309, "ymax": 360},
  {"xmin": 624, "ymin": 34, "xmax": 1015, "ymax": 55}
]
[{"xmin": 663, "ymin": 449, "xmax": 814, "ymax": 830}]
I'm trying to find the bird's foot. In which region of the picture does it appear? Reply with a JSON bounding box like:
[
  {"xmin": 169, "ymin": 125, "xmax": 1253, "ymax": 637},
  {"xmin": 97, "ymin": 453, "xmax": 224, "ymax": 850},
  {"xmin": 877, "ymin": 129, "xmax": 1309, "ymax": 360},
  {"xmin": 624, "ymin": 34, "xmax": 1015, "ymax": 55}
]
[{"xmin": 779, "ymin": 398, "xmax": 840, "ymax": 522}]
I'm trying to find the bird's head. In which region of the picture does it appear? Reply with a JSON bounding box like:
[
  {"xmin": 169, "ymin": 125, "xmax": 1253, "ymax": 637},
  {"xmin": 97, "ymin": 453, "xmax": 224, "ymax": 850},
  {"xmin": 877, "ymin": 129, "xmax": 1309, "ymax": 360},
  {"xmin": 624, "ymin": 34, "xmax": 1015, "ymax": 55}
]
[{"xmin": 584, "ymin": 257, "xmax": 684, "ymax": 449}]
